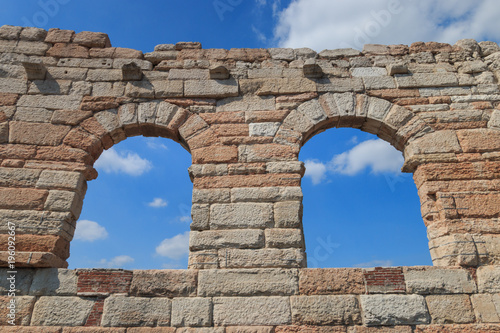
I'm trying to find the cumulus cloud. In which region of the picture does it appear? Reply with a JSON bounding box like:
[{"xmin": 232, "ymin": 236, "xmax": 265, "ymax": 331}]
[
  {"xmin": 146, "ymin": 138, "xmax": 168, "ymax": 150},
  {"xmin": 74, "ymin": 220, "xmax": 108, "ymax": 242},
  {"xmin": 329, "ymin": 139, "xmax": 403, "ymax": 176},
  {"xmin": 99, "ymin": 255, "xmax": 135, "ymax": 268},
  {"xmin": 354, "ymin": 259, "xmax": 394, "ymax": 268},
  {"xmin": 274, "ymin": 0, "xmax": 500, "ymax": 51},
  {"xmin": 95, "ymin": 147, "xmax": 152, "ymax": 176},
  {"xmin": 304, "ymin": 159, "xmax": 328, "ymax": 185},
  {"xmin": 155, "ymin": 231, "xmax": 190, "ymax": 260},
  {"xmin": 304, "ymin": 139, "xmax": 403, "ymax": 185},
  {"xmin": 148, "ymin": 198, "xmax": 168, "ymax": 208}
]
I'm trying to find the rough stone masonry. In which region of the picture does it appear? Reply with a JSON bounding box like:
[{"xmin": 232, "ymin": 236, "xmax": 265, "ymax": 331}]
[{"xmin": 0, "ymin": 25, "xmax": 499, "ymax": 331}]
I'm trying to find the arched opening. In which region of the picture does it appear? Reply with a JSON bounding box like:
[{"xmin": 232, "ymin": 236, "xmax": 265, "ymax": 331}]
[
  {"xmin": 69, "ymin": 135, "xmax": 192, "ymax": 269},
  {"xmin": 299, "ymin": 128, "xmax": 431, "ymax": 268}
]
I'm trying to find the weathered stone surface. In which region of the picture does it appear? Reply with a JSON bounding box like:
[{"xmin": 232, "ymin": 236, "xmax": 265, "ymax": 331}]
[
  {"xmin": 210, "ymin": 203, "xmax": 273, "ymax": 229},
  {"xmin": 290, "ymin": 295, "xmax": 362, "ymax": 325},
  {"xmin": 130, "ymin": 270, "xmax": 197, "ymax": 297},
  {"xmin": 185, "ymin": 78, "xmax": 238, "ymax": 98},
  {"xmin": 0, "ymin": 167, "xmax": 41, "ymax": 187},
  {"xmin": 299, "ymin": 268, "xmax": 365, "ymax": 295},
  {"xmin": 73, "ymin": 31, "xmax": 111, "ymax": 48},
  {"xmin": 213, "ymin": 297, "xmax": 291, "ymax": 326},
  {"xmin": 426, "ymin": 295, "xmax": 475, "ymax": 324},
  {"xmin": 477, "ymin": 266, "xmax": 500, "ymax": 293},
  {"xmin": 0, "ymin": 295, "xmax": 35, "ymax": 325},
  {"xmin": 0, "ymin": 187, "xmax": 48, "ymax": 210},
  {"xmin": 404, "ymin": 267, "xmax": 477, "ymax": 294},
  {"xmin": 101, "ymin": 295, "xmax": 171, "ymax": 327},
  {"xmin": 361, "ymin": 295, "xmax": 430, "ymax": 326},
  {"xmin": 29, "ymin": 268, "xmax": 77, "ymax": 296},
  {"xmin": 36, "ymin": 170, "xmax": 85, "ymax": 192},
  {"xmin": 31, "ymin": 296, "xmax": 94, "ymax": 326},
  {"xmin": 190, "ymin": 230, "xmax": 264, "ymax": 250},
  {"xmin": 171, "ymin": 297, "xmax": 212, "ymax": 327},
  {"xmin": 220, "ymin": 248, "xmax": 305, "ymax": 268},
  {"xmin": 198, "ymin": 268, "xmax": 298, "ymax": 296},
  {"xmin": 471, "ymin": 294, "xmax": 500, "ymax": 323},
  {"xmin": 265, "ymin": 228, "xmax": 303, "ymax": 248},
  {"xmin": 0, "ymin": 269, "xmax": 34, "ymax": 295}
]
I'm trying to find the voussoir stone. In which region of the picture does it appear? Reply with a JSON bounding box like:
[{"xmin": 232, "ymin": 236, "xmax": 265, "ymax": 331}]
[{"xmin": 198, "ymin": 268, "xmax": 298, "ymax": 296}]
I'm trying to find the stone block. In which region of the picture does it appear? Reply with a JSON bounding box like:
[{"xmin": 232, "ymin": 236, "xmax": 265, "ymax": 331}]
[
  {"xmin": 0, "ymin": 269, "xmax": 34, "ymax": 295},
  {"xmin": 213, "ymin": 297, "xmax": 291, "ymax": 326},
  {"xmin": 457, "ymin": 129, "xmax": 500, "ymax": 153},
  {"xmin": 198, "ymin": 268, "xmax": 298, "ymax": 296},
  {"xmin": 265, "ymin": 228, "xmax": 303, "ymax": 248},
  {"xmin": 0, "ymin": 167, "xmax": 41, "ymax": 187},
  {"xmin": 477, "ymin": 266, "xmax": 500, "ymax": 293},
  {"xmin": 256, "ymin": 78, "xmax": 316, "ymax": 95},
  {"xmin": 130, "ymin": 270, "xmax": 197, "ymax": 297},
  {"xmin": 191, "ymin": 204, "xmax": 210, "ymax": 230},
  {"xmin": 190, "ymin": 229, "xmax": 264, "ymax": 250},
  {"xmin": 210, "ymin": 203, "xmax": 273, "ymax": 229},
  {"xmin": 319, "ymin": 48, "xmax": 361, "ymax": 59},
  {"xmin": 101, "ymin": 295, "xmax": 171, "ymax": 327},
  {"xmin": 231, "ymin": 187, "xmax": 302, "ymax": 203},
  {"xmin": 185, "ymin": 78, "xmax": 238, "ymax": 98},
  {"xmin": 192, "ymin": 146, "xmax": 238, "ymax": 164},
  {"xmin": 404, "ymin": 267, "xmax": 477, "ymax": 294},
  {"xmin": 274, "ymin": 201, "xmax": 303, "ymax": 228},
  {"xmin": 249, "ymin": 122, "xmax": 280, "ymax": 137},
  {"xmin": 36, "ymin": 170, "xmax": 85, "ymax": 192},
  {"xmin": 171, "ymin": 297, "xmax": 212, "ymax": 327},
  {"xmin": 226, "ymin": 327, "xmax": 274, "ymax": 333},
  {"xmin": 217, "ymin": 95, "xmax": 275, "ymax": 112},
  {"xmin": 299, "ymin": 268, "xmax": 365, "ymax": 295},
  {"xmin": 44, "ymin": 190, "xmax": 82, "ymax": 217},
  {"xmin": 290, "ymin": 295, "xmax": 362, "ymax": 325},
  {"xmin": 352, "ymin": 67, "xmax": 387, "ymax": 77},
  {"xmin": 360, "ymin": 295, "xmax": 430, "ymax": 326},
  {"xmin": 31, "ymin": 296, "xmax": 94, "ymax": 326},
  {"xmin": 426, "ymin": 295, "xmax": 475, "ymax": 324},
  {"xmin": 14, "ymin": 107, "xmax": 53, "ymax": 123},
  {"xmin": 29, "ymin": 268, "xmax": 77, "ymax": 296},
  {"xmin": 73, "ymin": 31, "xmax": 111, "ymax": 48},
  {"xmin": 396, "ymin": 73, "xmax": 458, "ymax": 88},
  {"xmin": 192, "ymin": 189, "xmax": 231, "ymax": 204},
  {"xmin": 17, "ymin": 95, "xmax": 82, "ymax": 110},
  {"xmin": 239, "ymin": 144, "xmax": 299, "ymax": 163},
  {"xmin": 219, "ymin": 248, "xmax": 305, "ymax": 269},
  {"xmin": 0, "ymin": 188, "xmax": 48, "ymax": 210},
  {"xmin": 0, "ymin": 295, "xmax": 35, "ymax": 325},
  {"xmin": 471, "ymin": 294, "xmax": 500, "ymax": 323}
]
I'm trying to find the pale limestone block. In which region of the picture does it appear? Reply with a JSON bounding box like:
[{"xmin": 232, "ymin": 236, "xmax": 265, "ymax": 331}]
[
  {"xmin": 219, "ymin": 248, "xmax": 305, "ymax": 269},
  {"xmin": 210, "ymin": 203, "xmax": 273, "ymax": 229},
  {"xmin": 274, "ymin": 201, "xmax": 303, "ymax": 228},
  {"xmin": 213, "ymin": 296, "xmax": 291, "ymax": 326},
  {"xmin": 290, "ymin": 295, "xmax": 362, "ymax": 325},
  {"xmin": 477, "ymin": 266, "xmax": 500, "ymax": 293},
  {"xmin": 31, "ymin": 296, "xmax": 94, "ymax": 326},
  {"xmin": 360, "ymin": 295, "xmax": 430, "ymax": 326},
  {"xmin": 425, "ymin": 295, "xmax": 475, "ymax": 324},
  {"xmin": 29, "ymin": 268, "xmax": 77, "ymax": 296},
  {"xmin": 404, "ymin": 267, "xmax": 477, "ymax": 294},
  {"xmin": 101, "ymin": 295, "xmax": 171, "ymax": 327},
  {"xmin": 265, "ymin": 228, "xmax": 303, "ymax": 248},
  {"xmin": 189, "ymin": 230, "xmax": 264, "ymax": 250},
  {"xmin": 351, "ymin": 67, "xmax": 387, "ymax": 77},
  {"xmin": 0, "ymin": 168, "xmax": 41, "ymax": 187},
  {"xmin": 471, "ymin": 294, "xmax": 500, "ymax": 323},
  {"xmin": 185, "ymin": 78, "xmax": 238, "ymax": 98},
  {"xmin": 44, "ymin": 190, "xmax": 82, "ymax": 217},
  {"xmin": 231, "ymin": 187, "xmax": 303, "ymax": 203},
  {"xmin": 171, "ymin": 297, "xmax": 212, "ymax": 327},
  {"xmin": 36, "ymin": 170, "xmax": 85, "ymax": 192},
  {"xmin": 198, "ymin": 268, "xmax": 299, "ymax": 297},
  {"xmin": 192, "ymin": 189, "xmax": 231, "ymax": 204},
  {"xmin": 249, "ymin": 122, "xmax": 280, "ymax": 137}
]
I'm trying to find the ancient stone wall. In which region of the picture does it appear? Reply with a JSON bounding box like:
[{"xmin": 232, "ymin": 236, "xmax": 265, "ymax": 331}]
[{"xmin": 0, "ymin": 25, "xmax": 499, "ymax": 331}]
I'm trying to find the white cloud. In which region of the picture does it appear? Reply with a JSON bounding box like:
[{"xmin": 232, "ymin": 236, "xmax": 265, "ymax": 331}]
[
  {"xmin": 354, "ymin": 259, "xmax": 394, "ymax": 268},
  {"xmin": 148, "ymin": 198, "xmax": 168, "ymax": 208},
  {"xmin": 146, "ymin": 139, "xmax": 168, "ymax": 150},
  {"xmin": 178, "ymin": 216, "xmax": 191, "ymax": 223},
  {"xmin": 274, "ymin": 0, "xmax": 500, "ymax": 51},
  {"xmin": 256, "ymin": 0, "xmax": 266, "ymax": 6},
  {"xmin": 304, "ymin": 159, "xmax": 327, "ymax": 185},
  {"xmin": 95, "ymin": 147, "xmax": 152, "ymax": 176},
  {"xmin": 74, "ymin": 220, "xmax": 108, "ymax": 242},
  {"xmin": 99, "ymin": 255, "xmax": 135, "ymax": 268},
  {"xmin": 252, "ymin": 25, "xmax": 268, "ymax": 43},
  {"xmin": 155, "ymin": 231, "xmax": 190, "ymax": 260},
  {"xmin": 329, "ymin": 139, "xmax": 403, "ymax": 176}
]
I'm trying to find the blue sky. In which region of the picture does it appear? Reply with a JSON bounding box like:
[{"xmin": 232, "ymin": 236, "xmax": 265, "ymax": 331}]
[{"xmin": 2, "ymin": 0, "xmax": 499, "ymax": 269}]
